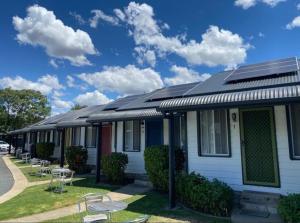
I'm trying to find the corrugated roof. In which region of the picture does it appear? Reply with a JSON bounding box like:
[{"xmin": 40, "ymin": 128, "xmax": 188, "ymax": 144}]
[
  {"xmin": 159, "ymin": 85, "xmax": 300, "ymax": 111},
  {"xmin": 103, "ymin": 94, "xmax": 145, "ymax": 110},
  {"xmin": 87, "ymin": 108, "xmax": 163, "ymax": 122}
]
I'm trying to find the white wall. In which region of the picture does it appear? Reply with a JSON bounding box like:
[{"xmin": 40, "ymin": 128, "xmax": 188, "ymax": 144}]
[
  {"xmin": 187, "ymin": 106, "xmax": 300, "ymax": 195},
  {"xmin": 116, "ymin": 121, "xmax": 146, "ymax": 174}
]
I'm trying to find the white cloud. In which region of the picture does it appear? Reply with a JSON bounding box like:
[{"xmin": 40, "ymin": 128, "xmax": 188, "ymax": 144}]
[
  {"xmin": 78, "ymin": 65, "xmax": 164, "ymax": 95},
  {"xmin": 66, "ymin": 75, "xmax": 75, "ymax": 87},
  {"xmin": 0, "ymin": 74, "xmax": 63, "ymax": 95},
  {"xmin": 89, "ymin": 9, "xmax": 119, "ymax": 28},
  {"xmin": 164, "ymin": 65, "xmax": 211, "ymax": 86},
  {"xmin": 234, "ymin": 0, "xmax": 285, "ymax": 9},
  {"xmin": 49, "ymin": 59, "xmax": 58, "ymax": 68},
  {"xmin": 13, "ymin": 5, "xmax": 97, "ymax": 66},
  {"xmin": 134, "ymin": 47, "xmax": 156, "ymax": 67},
  {"xmin": 52, "ymin": 96, "xmax": 73, "ymax": 109},
  {"xmin": 258, "ymin": 32, "xmax": 265, "ymax": 37},
  {"xmin": 117, "ymin": 2, "xmax": 249, "ymax": 69},
  {"xmin": 297, "ymin": 3, "xmax": 300, "ymax": 10},
  {"xmin": 286, "ymin": 16, "xmax": 300, "ymax": 29},
  {"xmin": 74, "ymin": 90, "xmax": 112, "ymax": 106},
  {"xmin": 69, "ymin": 11, "xmax": 86, "ymax": 25}
]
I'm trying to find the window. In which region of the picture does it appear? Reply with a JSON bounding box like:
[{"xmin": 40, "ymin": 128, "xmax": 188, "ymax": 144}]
[
  {"xmin": 124, "ymin": 120, "xmax": 140, "ymax": 152},
  {"xmin": 72, "ymin": 127, "xmax": 81, "ymax": 146},
  {"xmin": 85, "ymin": 126, "xmax": 97, "ymax": 148},
  {"xmin": 53, "ymin": 130, "xmax": 61, "ymax": 147},
  {"xmin": 29, "ymin": 132, "xmax": 36, "ymax": 144},
  {"xmin": 46, "ymin": 131, "xmax": 51, "ymax": 142},
  {"xmin": 39, "ymin": 131, "xmax": 45, "ymax": 143},
  {"xmin": 174, "ymin": 114, "xmax": 187, "ymax": 150},
  {"xmin": 198, "ymin": 109, "xmax": 230, "ymax": 156},
  {"xmin": 288, "ymin": 104, "xmax": 300, "ymax": 159}
]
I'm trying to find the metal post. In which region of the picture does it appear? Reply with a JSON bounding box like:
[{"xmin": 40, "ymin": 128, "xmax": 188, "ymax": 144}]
[
  {"xmin": 168, "ymin": 113, "xmax": 176, "ymax": 209},
  {"xmin": 96, "ymin": 123, "xmax": 102, "ymax": 183},
  {"xmin": 60, "ymin": 128, "xmax": 65, "ymax": 168},
  {"xmin": 22, "ymin": 132, "xmax": 26, "ymax": 153}
]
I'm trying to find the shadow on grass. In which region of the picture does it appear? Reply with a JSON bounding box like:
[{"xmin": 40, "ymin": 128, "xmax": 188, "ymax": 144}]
[
  {"xmin": 67, "ymin": 177, "xmax": 120, "ymax": 191},
  {"xmin": 123, "ymin": 191, "xmax": 230, "ymax": 223}
]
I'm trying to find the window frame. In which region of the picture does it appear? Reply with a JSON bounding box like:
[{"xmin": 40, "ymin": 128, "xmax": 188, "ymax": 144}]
[
  {"xmin": 197, "ymin": 109, "xmax": 231, "ymax": 158},
  {"xmin": 85, "ymin": 126, "xmax": 97, "ymax": 148},
  {"xmin": 123, "ymin": 120, "xmax": 141, "ymax": 152},
  {"xmin": 286, "ymin": 104, "xmax": 300, "ymax": 160}
]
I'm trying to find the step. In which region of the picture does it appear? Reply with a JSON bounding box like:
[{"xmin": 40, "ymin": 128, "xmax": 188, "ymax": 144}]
[
  {"xmin": 241, "ymin": 190, "xmax": 281, "ymax": 205},
  {"xmin": 240, "ymin": 199, "xmax": 278, "ymax": 214},
  {"xmin": 231, "ymin": 208, "xmax": 283, "ymax": 223}
]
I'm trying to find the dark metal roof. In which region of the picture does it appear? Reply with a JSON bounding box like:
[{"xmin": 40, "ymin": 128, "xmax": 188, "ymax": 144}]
[
  {"xmin": 56, "ymin": 119, "xmax": 90, "ymax": 128},
  {"xmin": 159, "ymin": 85, "xmax": 300, "ymax": 111},
  {"xmin": 87, "ymin": 109, "xmax": 163, "ymax": 123},
  {"xmin": 184, "ymin": 70, "xmax": 300, "ymax": 96},
  {"xmin": 30, "ymin": 124, "xmax": 57, "ymax": 131},
  {"xmin": 103, "ymin": 94, "xmax": 145, "ymax": 110}
]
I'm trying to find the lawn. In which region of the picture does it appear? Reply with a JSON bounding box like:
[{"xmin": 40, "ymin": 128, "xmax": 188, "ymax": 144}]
[
  {"xmin": 45, "ymin": 191, "xmax": 230, "ymax": 223},
  {"xmin": 0, "ymin": 177, "xmax": 118, "ymax": 221},
  {"xmin": 9, "ymin": 156, "xmax": 31, "ymax": 167},
  {"xmin": 19, "ymin": 166, "xmax": 53, "ymax": 182}
]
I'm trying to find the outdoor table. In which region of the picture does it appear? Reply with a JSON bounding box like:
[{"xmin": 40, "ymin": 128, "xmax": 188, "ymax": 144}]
[
  {"xmin": 87, "ymin": 200, "xmax": 128, "ymax": 213},
  {"xmin": 52, "ymin": 168, "xmax": 72, "ymax": 176},
  {"xmin": 21, "ymin": 153, "xmax": 31, "ymax": 163}
]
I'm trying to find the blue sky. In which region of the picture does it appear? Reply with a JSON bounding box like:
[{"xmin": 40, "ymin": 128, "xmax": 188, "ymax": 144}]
[{"xmin": 0, "ymin": 0, "xmax": 300, "ymax": 115}]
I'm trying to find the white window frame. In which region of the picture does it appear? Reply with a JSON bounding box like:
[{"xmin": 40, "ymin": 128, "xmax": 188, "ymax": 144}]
[{"xmin": 123, "ymin": 120, "xmax": 141, "ymax": 152}]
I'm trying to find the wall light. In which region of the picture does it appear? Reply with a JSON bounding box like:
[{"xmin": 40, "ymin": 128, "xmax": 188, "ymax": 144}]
[{"xmin": 231, "ymin": 113, "xmax": 237, "ymax": 122}]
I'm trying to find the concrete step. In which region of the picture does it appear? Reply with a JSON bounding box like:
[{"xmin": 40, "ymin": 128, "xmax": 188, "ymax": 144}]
[
  {"xmin": 241, "ymin": 190, "xmax": 280, "ymax": 205},
  {"xmin": 240, "ymin": 199, "xmax": 278, "ymax": 214},
  {"xmin": 231, "ymin": 208, "xmax": 283, "ymax": 223}
]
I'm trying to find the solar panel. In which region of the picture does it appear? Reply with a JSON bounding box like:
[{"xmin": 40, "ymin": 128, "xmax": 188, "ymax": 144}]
[
  {"xmin": 103, "ymin": 94, "xmax": 144, "ymax": 110},
  {"xmin": 225, "ymin": 57, "xmax": 298, "ymax": 83},
  {"xmin": 147, "ymin": 82, "xmax": 199, "ymax": 101}
]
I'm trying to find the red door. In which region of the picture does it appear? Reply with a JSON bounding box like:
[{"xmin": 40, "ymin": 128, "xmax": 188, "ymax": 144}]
[{"xmin": 101, "ymin": 124, "xmax": 112, "ymax": 156}]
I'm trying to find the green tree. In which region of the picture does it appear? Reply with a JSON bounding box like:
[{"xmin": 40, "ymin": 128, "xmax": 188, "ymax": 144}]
[
  {"xmin": 71, "ymin": 104, "xmax": 86, "ymax": 111},
  {"xmin": 0, "ymin": 88, "xmax": 51, "ymax": 133}
]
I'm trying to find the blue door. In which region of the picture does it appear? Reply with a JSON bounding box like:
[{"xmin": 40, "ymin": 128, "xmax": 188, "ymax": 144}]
[{"xmin": 146, "ymin": 119, "xmax": 163, "ymax": 147}]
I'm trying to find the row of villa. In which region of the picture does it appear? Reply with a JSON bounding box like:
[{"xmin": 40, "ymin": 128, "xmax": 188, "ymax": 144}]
[{"xmin": 9, "ymin": 56, "xmax": 300, "ymax": 196}]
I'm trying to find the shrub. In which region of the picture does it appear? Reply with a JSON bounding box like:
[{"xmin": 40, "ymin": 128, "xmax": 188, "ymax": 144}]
[
  {"xmin": 36, "ymin": 142, "xmax": 55, "ymax": 160},
  {"xmin": 101, "ymin": 152, "xmax": 128, "ymax": 184},
  {"xmin": 65, "ymin": 146, "xmax": 89, "ymax": 173},
  {"xmin": 144, "ymin": 145, "xmax": 185, "ymax": 192},
  {"xmin": 278, "ymin": 194, "xmax": 300, "ymax": 223},
  {"xmin": 176, "ymin": 172, "xmax": 233, "ymax": 217}
]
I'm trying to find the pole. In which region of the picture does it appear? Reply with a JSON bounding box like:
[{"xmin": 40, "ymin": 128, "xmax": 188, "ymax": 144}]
[
  {"xmin": 168, "ymin": 113, "xmax": 176, "ymax": 209},
  {"xmin": 96, "ymin": 123, "xmax": 102, "ymax": 183},
  {"xmin": 60, "ymin": 128, "xmax": 65, "ymax": 168},
  {"xmin": 8, "ymin": 135, "xmax": 12, "ymax": 154}
]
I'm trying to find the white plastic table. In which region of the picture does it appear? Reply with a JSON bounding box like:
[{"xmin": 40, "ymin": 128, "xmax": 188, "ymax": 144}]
[{"xmin": 87, "ymin": 200, "xmax": 128, "ymax": 213}]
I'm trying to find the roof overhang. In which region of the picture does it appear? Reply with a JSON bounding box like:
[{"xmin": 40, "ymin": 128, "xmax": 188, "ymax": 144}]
[
  {"xmin": 30, "ymin": 124, "xmax": 56, "ymax": 131},
  {"xmin": 56, "ymin": 119, "xmax": 90, "ymax": 128},
  {"xmin": 158, "ymin": 85, "xmax": 300, "ymax": 112},
  {"xmin": 87, "ymin": 108, "xmax": 163, "ymax": 123}
]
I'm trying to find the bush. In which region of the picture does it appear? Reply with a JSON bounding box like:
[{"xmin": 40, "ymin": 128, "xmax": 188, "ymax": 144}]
[
  {"xmin": 144, "ymin": 145, "xmax": 185, "ymax": 192},
  {"xmin": 176, "ymin": 172, "xmax": 233, "ymax": 217},
  {"xmin": 102, "ymin": 152, "xmax": 128, "ymax": 184},
  {"xmin": 65, "ymin": 146, "xmax": 89, "ymax": 173},
  {"xmin": 278, "ymin": 194, "xmax": 300, "ymax": 223},
  {"xmin": 36, "ymin": 142, "xmax": 55, "ymax": 160}
]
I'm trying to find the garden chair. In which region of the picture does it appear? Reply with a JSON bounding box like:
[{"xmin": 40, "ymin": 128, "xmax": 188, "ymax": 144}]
[
  {"xmin": 37, "ymin": 160, "xmax": 51, "ymax": 177},
  {"xmin": 122, "ymin": 215, "xmax": 150, "ymax": 223},
  {"xmin": 78, "ymin": 194, "xmax": 110, "ymax": 223},
  {"xmin": 63, "ymin": 170, "xmax": 75, "ymax": 186},
  {"xmin": 48, "ymin": 171, "xmax": 66, "ymax": 193},
  {"xmin": 21, "ymin": 153, "xmax": 31, "ymax": 163},
  {"xmin": 30, "ymin": 158, "xmax": 41, "ymax": 167}
]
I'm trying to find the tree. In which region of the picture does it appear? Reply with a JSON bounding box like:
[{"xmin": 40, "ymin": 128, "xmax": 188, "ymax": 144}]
[
  {"xmin": 71, "ymin": 104, "xmax": 86, "ymax": 111},
  {"xmin": 0, "ymin": 88, "xmax": 51, "ymax": 133}
]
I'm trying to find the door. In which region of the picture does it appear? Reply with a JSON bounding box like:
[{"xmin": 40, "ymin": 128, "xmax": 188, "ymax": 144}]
[
  {"xmin": 240, "ymin": 108, "xmax": 280, "ymax": 187},
  {"xmin": 101, "ymin": 124, "xmax": 112, "ymax": 156},
  {"xmin": 146, "ymin": 119, "xmax": 163, "ymax": 147}
]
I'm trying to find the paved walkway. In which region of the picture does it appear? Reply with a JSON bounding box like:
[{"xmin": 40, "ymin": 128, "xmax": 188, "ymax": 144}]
[
  {"xmin": 0, "ymin": 156, "xmax": 28, "ymax": 204},
  {"xmin": 3, "ymin": 184, "xmax": 151, "ymax": 223},
  {"xmin": 0, "ymin": 155, "xmax": 14, "ymax": 196}
]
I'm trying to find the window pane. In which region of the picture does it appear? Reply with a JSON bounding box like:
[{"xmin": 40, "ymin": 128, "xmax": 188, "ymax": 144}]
[
  {"xmin": 199, "ymin": 110, "xmax": 229, "ymax": 156},
  {"xmin": 86, "ymin": 127, "xmax": 96, "ymax": 147},
  {"xmin": 133, "ymin": 120, "xmax": 140, "ymax": 151},
  {"xmin": 124, "ymin": 121, "xmax": 133, "ymax": 150},
  {"xmin": 291, "ymin": 104, "xmax": 300, "ymax": 157},
  {"xmin": 72, "ymin": 127, "xmax": 81, "ymax": 146}
]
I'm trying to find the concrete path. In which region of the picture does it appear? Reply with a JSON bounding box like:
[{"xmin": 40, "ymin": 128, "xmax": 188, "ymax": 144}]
[
  {"xmin": 0, "ymin": 155, "xmax": 14, "ymax": 196},
  {"xmin": 3, "ymin": 183, "xmax": 151, "ymax": 223},
  {"xmin": 0, "ymin": 156, "xmax": 28, "ymax": 204}
]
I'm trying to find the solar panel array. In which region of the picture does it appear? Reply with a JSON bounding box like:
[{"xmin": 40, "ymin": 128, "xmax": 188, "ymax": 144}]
[
  {"xmin": 225, "ymin": 57, "xmax": 298, "ymax": 83},
  {"xmin": 103, "ymin": 94, "xmax": 145, "ymax": 110},
  {"xmin": 147, "ymin": 82, "xmax": 199, "ymax": 101}
]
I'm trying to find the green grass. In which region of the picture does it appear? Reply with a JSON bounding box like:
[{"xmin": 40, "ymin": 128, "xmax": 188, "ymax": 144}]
[
  {"xmin": 0, "ymin": 177, "xmax": 118, "ymax": 221},
  {"xmin": 9, "ymin": 157, "xmax": 31, "ymax": 167},
  {"xmin": 19, "ymin": 166, "xmax": 53, "ymax": 182},
  {"xmin": 45, "ymin": 191, "xmax": 230, "ymax": 223}
]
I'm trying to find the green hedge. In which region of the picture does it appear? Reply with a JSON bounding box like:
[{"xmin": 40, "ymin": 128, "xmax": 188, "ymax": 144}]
[
  {"xmin": 102, "ymin": 152, "xmax": 128, "ymax": 184},
  {"xmin": 278, "ymin": 194, "xmax": 300, "ymax": 223},
  {"xmin": 144, "ymin": 145, "xmax": 185, "ymax": 192},
  {"xmin": 36, "ymin": 142, "xmax": 55, "ymax": 160},
  {"xmin": 176, "ymin": 172, "xmax": 233, "ymax": 217},
  {"xmin": 65, "ymin": 146, "xmax": 88, "ymax": 173}
]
